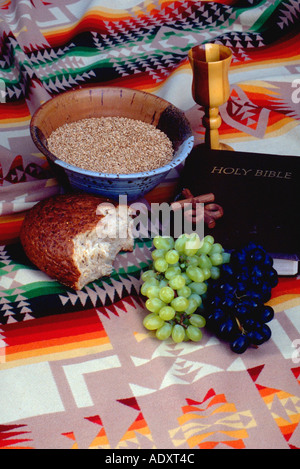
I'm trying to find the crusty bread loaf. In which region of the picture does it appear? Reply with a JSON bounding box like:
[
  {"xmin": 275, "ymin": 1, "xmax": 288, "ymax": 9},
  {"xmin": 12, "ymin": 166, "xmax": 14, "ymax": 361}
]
[{"xmin": 20, "ymin": 193, "xmax": 134, "ymax": 290}]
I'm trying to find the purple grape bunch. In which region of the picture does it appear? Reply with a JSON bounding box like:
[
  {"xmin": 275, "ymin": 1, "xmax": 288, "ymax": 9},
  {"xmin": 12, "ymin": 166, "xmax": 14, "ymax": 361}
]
[{"xmin": 202, "ymin": 242, "xmax": 278, "ymax": 353}]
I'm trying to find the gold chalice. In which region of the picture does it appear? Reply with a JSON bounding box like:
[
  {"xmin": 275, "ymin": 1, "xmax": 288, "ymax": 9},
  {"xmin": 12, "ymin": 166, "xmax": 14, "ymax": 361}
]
[{"xmin": 188, "ymin": 43, "xmax": 233, "ymax": 150}]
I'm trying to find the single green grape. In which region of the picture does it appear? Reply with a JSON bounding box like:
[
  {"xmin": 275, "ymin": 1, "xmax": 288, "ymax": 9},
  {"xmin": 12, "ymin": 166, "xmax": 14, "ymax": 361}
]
[
  {"xmin": 165, "ymin": 265, "xmax": 181, "ymax": 279},
  {"xmin": 165, "ymin": 236, "xmax": 175, "ymax": 249},
  {"xmin": 143, "ymin": 313, "xmax": 165, "ymax": 330},
  {"xmin": 165, "ymin": 249, "xmax": 180, "ymax": 264},
  {"xmin": 171, "ymin": 324, "xmax": 186, "ymax": 343},
  {"xmin": 184, "ymin": 297, "xmax": 199, "ymax": 315},
  {"xmin": 177, "ymin": 286, "xmax": 192, "ymax": 298},
  {"xmin": 169, "ymin": 274, "xmax": 186, "ymax": 290},
  {"xmin": 174, "ymin": 235, "xmax": 187, "ymax": 253},
  {"xmin": 152, "ymin": 249, "xmax": 167, "ymax": 261},
  {"xmin": 210, "ymin": 266, "xmax": 220, "ymax": 279},
  {"xmin": 153, "ymin": 235, "xmax": 172, "ymax": 250},
  {"xmin": 189, "ymin": 314, "xmax": 206, "ymax": 328},
  {"xmin": 202, "ymin": 267, "xmax": 211, "ymax": 280},
  {"xmin": 156, "ymin": 322, "xmax": 173, "ymax": 340},
  {"xmin": 197, "ymin": 253, "xmax": 212, "ymax": 269},
  {"xmin": 185, "ymin": 255, "xmax": 199, "ymax": 266},
  {"xmin": 184, "ymin": 246, "xmax": 199, "ymax": 257},
  {"xmin": 171, "ymin": 296, "xmax": 189, "ymax": 312},
  {"xmin": 153, "ymin": 258, "xmax": 168, "ymax": 272},
  {"xmin": 159, "ymin": 305, "xmax": 176, "ymax": 321},
  {"xmin": 210, "ymin": 242, "xmax": 224, "ymax": 254},
  {"xmin": 159, "ymin": 286, "xmax": 175, "ymax": 303},
  {"xmin": 184, "ymin": 234, "xmax": 201, "ymax": 256},
  {"xmin": 145, "ymin": 297, "xmax": 166, "ymax": 313},
  {"xmin": 210, "ymin": 253, "xmax": 223, "ymax": 266},
  {"xmin": 186, "ymin": 325, "xmax": 203, "ymax": 342},
  {"xmin": 140, "ymin": 278, "xmax": 159, "ymax": 296},
  {"xmin": 189, "ymin": 293, "xmax": 202, "ymax": 306},
  {"xmin": 146, "ymin": 285, "xmax": 161, "ymax": 298},
  {"xmin": 203, "ymin": 235, "xmax": 214, "ymax": 244},
  {"xmin": 186, "ymin": 265, "xmax": 205, "ymax": 283},
  {"xmin": 141, "ymin": 269, "xmax": 156, "ymax": 281},
  {"xmin": 189, "ymin": 281, "xmax": 207, "ymax": 295},
  {"xmin": 222, "ymin": 252, "xmax": 231, "ymax": 263},
  {"xmin": 197, "ymin": 241, "xmax": 212, "ymax": 255}
]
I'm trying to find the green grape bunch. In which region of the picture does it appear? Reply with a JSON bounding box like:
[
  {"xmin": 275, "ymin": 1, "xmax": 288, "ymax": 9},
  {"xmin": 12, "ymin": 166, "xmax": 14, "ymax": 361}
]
[{"xmin": 140, "ymin": 233, "xmax": 230, "ymax": 343}]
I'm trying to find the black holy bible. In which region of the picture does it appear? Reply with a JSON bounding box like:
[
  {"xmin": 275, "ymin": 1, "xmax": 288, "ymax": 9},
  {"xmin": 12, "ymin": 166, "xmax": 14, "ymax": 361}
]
[{"xmin": 178, "ymin": 146, "xmax": 300, "ymax": 274}]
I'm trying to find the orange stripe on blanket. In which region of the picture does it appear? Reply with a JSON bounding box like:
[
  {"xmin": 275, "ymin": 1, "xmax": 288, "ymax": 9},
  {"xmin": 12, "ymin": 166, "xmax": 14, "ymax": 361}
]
[
  {"xmin": 0, "ymin": 101, "xmax": 31, "ymax": 124},
  {"xmin": 3, "ymin": 309, "xmax": 104, "ymax": 344},
  {"xmin": 220, "ymin": 116, "xmax": 297, "ymax": 142},
  {"xmin": 271, "ymin": 277, "xmax": 300, "ymax": 297},
  {"xmin": 1, "ymin": 309, "xmax": 111, "ymax": 364},
  {"xmin": 0, "ymin": 0, "xmax": 11, "ymax": 9},
  {"xmin": 4, "ymin": 337, "xmax": 111, "ymax": 365},
  {"xmin": 5, "ymin": 331, "xmax": 107, "ymax": 356},
  {"xmin": 4, "ymin": 319, "xmax": 105, "ymax": 347},
  {"xmin": 0, "ymin": 214, "xmax": 24, "ymax": 244}
]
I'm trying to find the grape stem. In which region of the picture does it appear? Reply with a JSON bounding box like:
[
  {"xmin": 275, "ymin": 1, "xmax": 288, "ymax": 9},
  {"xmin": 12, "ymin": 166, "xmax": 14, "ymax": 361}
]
[
  {"xmin": 235, "ymin": 316, "xmax": 245, "ymax": 334},
  {"xmin": 178, "ymin": 313, "xmax": 189, "ymax": 328},
  {"xmin": 231, "ymin": 291, "xmax": 261, "ymax": 349},
  {"xmin": 234, "ymin": 316, "xmax": 259, "ymax": 349},
  {"xmin": 235, "ymin": 292, "xmax": 248, "ymax": 300}
]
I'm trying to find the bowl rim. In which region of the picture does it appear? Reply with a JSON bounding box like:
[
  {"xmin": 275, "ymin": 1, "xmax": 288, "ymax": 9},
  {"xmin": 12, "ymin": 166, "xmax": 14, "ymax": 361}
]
[{"xmin": 30, "ymin": 86, "xmax": 194, "ymax": 179}]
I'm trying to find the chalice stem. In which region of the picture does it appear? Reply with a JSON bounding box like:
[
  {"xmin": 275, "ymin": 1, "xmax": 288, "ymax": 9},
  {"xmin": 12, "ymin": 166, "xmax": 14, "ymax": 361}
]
[
  {"xmin": 204, "ymin": 107, "xmax": 221, "ymax": 150},
  {"xmin": 188, "ymin": 43, "xmax": 233, "ymax": 150}
]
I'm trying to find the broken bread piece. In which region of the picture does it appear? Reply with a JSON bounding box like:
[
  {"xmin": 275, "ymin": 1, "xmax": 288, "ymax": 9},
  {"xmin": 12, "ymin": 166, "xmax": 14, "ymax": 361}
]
[{"xmin": 20, "ymin": 193, "xmax": 134, "ymax": 290}]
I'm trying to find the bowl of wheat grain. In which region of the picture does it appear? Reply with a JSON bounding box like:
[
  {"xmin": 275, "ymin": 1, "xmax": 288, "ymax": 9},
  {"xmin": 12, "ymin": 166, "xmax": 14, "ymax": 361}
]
[{"xmin": 30, "ymin": 86, "xmax": 194, "ymax": 201}]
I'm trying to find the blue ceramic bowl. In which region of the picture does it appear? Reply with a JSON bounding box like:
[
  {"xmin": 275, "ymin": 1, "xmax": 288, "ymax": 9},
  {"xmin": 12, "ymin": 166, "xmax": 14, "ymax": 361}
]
[{"xmin": 30, "ymin": 86, "xmax": 194, "ymax": 201}]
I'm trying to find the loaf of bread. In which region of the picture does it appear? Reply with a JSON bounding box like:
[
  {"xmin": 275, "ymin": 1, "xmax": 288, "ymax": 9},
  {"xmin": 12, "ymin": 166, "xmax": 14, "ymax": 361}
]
[{"xmin": 20, "ymin": 193, "xmax": 135, "ymax": 290}]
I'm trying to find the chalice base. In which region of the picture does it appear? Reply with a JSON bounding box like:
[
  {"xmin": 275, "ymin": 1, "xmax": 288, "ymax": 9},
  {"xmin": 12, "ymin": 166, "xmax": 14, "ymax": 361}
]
[
  {"xmin": 195, "ymin": 142, "xmax": 234, "ymax": 151},
  {"xmin": 219, "ymin": 142, "xmax": 234, "ymax": 151}
]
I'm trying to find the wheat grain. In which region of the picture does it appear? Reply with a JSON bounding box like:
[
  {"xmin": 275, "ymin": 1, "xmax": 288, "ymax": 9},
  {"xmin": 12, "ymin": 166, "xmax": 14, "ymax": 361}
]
[{"xmin": 47, "ymin": 116, "xmax": 174, "ymax": 174}]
